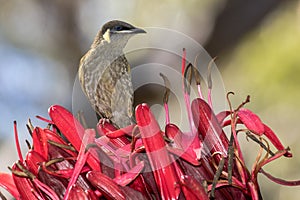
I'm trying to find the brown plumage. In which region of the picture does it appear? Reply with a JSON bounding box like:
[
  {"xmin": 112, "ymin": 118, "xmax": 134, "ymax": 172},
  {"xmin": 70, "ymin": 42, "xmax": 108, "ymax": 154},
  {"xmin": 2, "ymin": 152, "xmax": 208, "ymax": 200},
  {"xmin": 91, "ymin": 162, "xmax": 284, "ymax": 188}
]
[{"xmin": 79, "ymin": 20, "xmax": 146, "ymax": 128}]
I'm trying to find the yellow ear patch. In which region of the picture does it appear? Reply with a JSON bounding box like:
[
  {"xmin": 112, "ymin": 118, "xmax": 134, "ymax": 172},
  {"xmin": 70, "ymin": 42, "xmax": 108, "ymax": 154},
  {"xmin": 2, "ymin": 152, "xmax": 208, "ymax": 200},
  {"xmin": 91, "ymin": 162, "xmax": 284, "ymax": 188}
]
[{"xmin": 103, "ymin": 29, "xmax": 111, "ymax": 43}]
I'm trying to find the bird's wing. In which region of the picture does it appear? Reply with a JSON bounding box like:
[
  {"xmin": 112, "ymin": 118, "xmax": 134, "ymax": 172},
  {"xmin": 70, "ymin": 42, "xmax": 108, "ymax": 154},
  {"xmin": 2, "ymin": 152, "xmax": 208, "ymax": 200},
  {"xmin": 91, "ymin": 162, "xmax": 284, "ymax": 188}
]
[
  {"xmin": 110, "ymin": 56, "xmax": 134, "ymax": 128},
  {"xmin": 94, "ymin": 55, "xmax": 133, "ymax": 123}
]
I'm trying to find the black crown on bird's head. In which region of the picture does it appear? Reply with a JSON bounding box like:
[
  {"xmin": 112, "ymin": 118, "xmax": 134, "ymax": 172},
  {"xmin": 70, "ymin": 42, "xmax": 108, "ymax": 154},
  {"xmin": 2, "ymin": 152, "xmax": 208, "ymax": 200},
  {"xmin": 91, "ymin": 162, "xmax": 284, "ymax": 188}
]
[
  {"xmin": 92, "ymin": 20, "xmax": 146, "ymax": 48},
  {"xmin": 101, "ymin": 20, "xmax": 146, "ymax": 35}
]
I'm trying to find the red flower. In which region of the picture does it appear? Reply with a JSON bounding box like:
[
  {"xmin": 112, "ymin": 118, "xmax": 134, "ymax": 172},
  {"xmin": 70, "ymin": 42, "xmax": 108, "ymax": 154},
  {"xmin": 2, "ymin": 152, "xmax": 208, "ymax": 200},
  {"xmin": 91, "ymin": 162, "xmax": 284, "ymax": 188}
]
[{"xmin": 0, "ymin": 49, "xmax": 298, "ymax": 200}]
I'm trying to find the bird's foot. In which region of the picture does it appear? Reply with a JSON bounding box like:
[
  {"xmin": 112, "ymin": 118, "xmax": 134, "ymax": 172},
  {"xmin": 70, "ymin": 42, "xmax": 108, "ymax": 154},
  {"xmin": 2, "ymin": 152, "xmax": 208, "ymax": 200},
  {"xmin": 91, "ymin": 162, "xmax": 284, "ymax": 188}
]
[{"xmin": 98, "ymin": 118, "xmax": 111, "ymax": 126}]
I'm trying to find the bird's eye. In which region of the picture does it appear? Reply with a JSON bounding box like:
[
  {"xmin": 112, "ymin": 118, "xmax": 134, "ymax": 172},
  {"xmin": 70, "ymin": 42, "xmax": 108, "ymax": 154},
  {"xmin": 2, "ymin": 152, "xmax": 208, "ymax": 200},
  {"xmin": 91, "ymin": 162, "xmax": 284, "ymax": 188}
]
[{"xmin": 114, "ymin": 26, "xmax": 123, "ymax": 31}]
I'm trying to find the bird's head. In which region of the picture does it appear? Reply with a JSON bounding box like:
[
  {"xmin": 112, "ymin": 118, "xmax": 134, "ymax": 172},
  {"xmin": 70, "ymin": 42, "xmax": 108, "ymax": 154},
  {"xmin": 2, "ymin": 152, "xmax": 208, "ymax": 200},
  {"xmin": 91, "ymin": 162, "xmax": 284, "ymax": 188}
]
[{"xmin": 92, "ymin": 20, "xmax": 146, "ymax": 48}]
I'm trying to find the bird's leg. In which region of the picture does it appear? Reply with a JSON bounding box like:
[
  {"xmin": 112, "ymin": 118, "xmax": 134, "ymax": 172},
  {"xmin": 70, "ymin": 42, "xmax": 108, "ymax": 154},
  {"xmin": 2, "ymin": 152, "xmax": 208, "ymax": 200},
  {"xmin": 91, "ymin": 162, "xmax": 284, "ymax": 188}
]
[
  {"xmin": 96, "ymin": 112, "xmax": 112, "ymax": 127},
  {"xmin": 98, "ymin": 118, "xmax": 111, "ymax": 126}
]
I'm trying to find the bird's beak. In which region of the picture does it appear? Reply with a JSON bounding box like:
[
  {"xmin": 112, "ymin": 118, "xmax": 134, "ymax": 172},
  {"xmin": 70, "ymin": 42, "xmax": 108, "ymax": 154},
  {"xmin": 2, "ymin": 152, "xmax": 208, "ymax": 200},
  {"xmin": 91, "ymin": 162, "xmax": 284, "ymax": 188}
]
[{"xmin": 130, "ymin": 28, "xmax": 146, "ymax": 34}]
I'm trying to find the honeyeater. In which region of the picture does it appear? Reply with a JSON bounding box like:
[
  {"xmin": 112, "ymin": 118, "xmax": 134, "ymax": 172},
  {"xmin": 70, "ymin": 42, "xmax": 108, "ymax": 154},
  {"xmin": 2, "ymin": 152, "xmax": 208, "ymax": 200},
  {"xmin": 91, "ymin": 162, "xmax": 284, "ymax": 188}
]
[{"xmin": 79, "ymin": 20, "xmax": 146, "ymax": 128}]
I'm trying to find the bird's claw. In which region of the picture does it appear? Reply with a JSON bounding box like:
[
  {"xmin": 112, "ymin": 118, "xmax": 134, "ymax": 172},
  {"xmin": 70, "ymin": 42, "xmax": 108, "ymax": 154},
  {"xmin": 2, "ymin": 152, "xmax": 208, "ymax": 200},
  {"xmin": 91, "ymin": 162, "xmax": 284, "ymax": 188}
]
[{"xmin": 98, "ymin": 118, "xmax": 110, "ymax": 126}]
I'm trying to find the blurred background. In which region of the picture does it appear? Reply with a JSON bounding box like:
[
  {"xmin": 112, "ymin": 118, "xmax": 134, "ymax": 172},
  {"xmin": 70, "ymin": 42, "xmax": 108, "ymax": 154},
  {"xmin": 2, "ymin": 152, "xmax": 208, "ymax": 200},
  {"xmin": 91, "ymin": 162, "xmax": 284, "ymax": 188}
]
[{"xmin": 0, "ymin": 0, "xmax": 300, "ymax": 199}]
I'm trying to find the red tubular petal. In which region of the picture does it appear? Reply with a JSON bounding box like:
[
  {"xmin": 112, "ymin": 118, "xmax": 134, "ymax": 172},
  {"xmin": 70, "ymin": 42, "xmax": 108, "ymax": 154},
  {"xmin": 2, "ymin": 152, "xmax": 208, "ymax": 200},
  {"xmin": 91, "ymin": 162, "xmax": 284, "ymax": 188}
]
[
  {"xmin": 43, "ymin": 129, "xmax": 77, "ymax": 157},
  {"xmin": 113, "ymin": 161, "xmax": 145, "ymax": 186},
  {"xmin": 0, "ymin": 173, "xmax": 19, "ymax": 199},
  {"xmin": 259, "ymin": 149, "xmax": 289, "ymax": 169},
  {"xmin": 37, "ymin": 170, "xmax": 67, "ymax": 199},
  {"xmin": 46, "ymin": 144, "xmax": 77, "ymax": 174},
  {"xmin": 64, "ymin": 129, "xmax": 96, "ymax": 200},
  {"xmin": 166, "ymin": 123, "xmax": 202, "ymax": 161},
  {"xmin": 13, "ymin": 176, "xmax": 40, "ymax": 200},
  {"xmin": 129, "ymin": 173, "xmax": 157, "ymax": 200},
  {"xmin": 167, "ymin": 147, "xmax": 200, "ymax": 166},
  {"xmin": 32, "ymin": 128, "xmax": 48, "ymax": 160},
  {"xmin": 36, "ymin": 115, "xmax": 54, "ymax": 124},
  {"xmin": 122, "ymin": 186, "xmax": 149, "ymax": 200},
  {"xmin": 237, "ymin": 108, "xmax": 265, "ymax": 136},
  {"xmin": 33, "ymin": 178, "xmax": 60, "ymax": 200},
  {"xmin": 40, "ymin": 166, "xmax": 73, "ymax": 179},
  {"xmin": 191, "ymin": 98, "xmax": 228, "ymax": 156},
  {"xmin": 48, "ymin": 105, "xmax": 84, "ymax": 151},
  {"xmin": 135, "ymin": 103, "xmax": 180, "ymax": 199},
  {"xmin": 48, "ymin": 105, "xmax": 101, "ymax": 171},
  {"xmin": 68, "ymin": 189, "xmax": 98, "ymax": 200},
  {"xmin": 97, "ymin": 121, "xmax": 131, "ymax": 148},
  {"xmin": 12, "ymin": 164, "xmax": 43, "ymax": 200},
  {"xmin": 221, "ymin": 119, "xmax": 232, "ymax": 127},
  {"xmin": 68, "ymin": 184, "xmax": 90, "ymax": 200},
  {"xmin": 216, "ymin": 111, "xmax": 231, "ymax": 125},
  {"xmin": 180, "ymin": 175, "xmax": 209, "ymax": 200},
  {"xmin": 98, "ymin": 121, "xmax": 134, "ymax": 139},
  {"xmin": 260, "ymin": 168, "xmax": 300, "ymax": 186},
  {"xmin": 263, "ymin": 124, "xmax": 292, "ymax": 157},
  {"xmin": 25, "ymin": 150, "xmax": 46, "ymax": 175},
  {"xmin": 88, "ymin": 171, "xmax": 148, "ymax": 200},
  {"xmin": 165, "ymin": 123, "xmax": 183, "ymax": 149},
  {"xmin": 85, "ymin": 189, "xmax": 99, "ymax": 200},
  {"xmin": 247, "ymin": 181, "xmax": 260, "ymax": 200},
  {"xmin": 97, "ymin": 120, "xmax": 117, "ymax": 135},
  {"xmin": 87, "ymin": 171, "xmax": 126, "ymax": 200},
  {"xmin": 14, "ymin": 121, "xmax": 23, "ymax": 162}
]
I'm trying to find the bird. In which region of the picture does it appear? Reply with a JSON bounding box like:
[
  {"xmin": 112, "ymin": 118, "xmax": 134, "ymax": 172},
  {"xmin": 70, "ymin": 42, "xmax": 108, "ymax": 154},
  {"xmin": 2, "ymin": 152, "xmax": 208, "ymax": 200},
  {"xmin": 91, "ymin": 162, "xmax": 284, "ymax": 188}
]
[{"xmin": 78, "ymin": 20, "xmax": 146, "ymax": 128}]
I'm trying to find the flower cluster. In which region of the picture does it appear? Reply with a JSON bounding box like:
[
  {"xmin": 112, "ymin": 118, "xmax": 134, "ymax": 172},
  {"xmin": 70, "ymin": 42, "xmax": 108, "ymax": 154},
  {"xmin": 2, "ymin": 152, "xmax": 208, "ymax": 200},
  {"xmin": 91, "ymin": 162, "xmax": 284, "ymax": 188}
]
[{"xmin": 0, "ymin": 50, "xmax": 299, "ymax": 200}]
